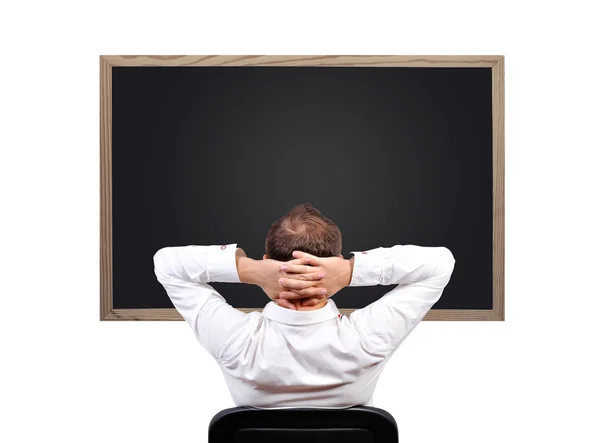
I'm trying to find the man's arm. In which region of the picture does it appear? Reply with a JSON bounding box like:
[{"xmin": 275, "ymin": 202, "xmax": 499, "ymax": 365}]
[
  {"xmin": 154, "ymin": 244, "xmax": 327, "ymax": 356},
  {"xmin": 278, "ymin": 245, "xmax": 455, "ymax": 355},
  {"xmin": 153, "ymin": 244, "xmax": 246, "ymax": 360},
  {"xmin": 348, "ymin": 245, "xmax": 455, "ymax": 356}
]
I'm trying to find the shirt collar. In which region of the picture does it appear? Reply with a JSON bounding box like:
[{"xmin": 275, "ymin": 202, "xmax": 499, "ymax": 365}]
[{"xmin": 262, "ymin": 299, "xmax": 340, "ymax": 325}]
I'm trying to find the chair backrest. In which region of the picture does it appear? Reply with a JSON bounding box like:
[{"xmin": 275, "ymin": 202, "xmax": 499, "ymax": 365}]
[{"xmin": 208, "ymin": 406, "xmax": 398, "ymax": 443}]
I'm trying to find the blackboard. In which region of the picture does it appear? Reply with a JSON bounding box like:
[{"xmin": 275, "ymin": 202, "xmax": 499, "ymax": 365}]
[{"xmin": 100, "ymin": 55, "xmax": 504, "ymax": 321}]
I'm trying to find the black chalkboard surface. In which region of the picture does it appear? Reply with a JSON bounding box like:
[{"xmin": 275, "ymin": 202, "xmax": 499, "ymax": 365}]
[{"xmin": 102, "ymin": 56, "xmax": 504, "ymax": 321}]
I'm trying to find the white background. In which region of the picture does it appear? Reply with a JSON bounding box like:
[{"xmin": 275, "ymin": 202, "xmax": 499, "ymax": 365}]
[{"xmin": 1, "ymin": 1, "xmax": 599, "ymax": 442}]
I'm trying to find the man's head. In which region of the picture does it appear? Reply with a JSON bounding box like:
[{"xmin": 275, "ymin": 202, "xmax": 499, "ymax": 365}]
[{"xmin": 264, "ymin": 203, "xmax": 342, "ymax": 261}]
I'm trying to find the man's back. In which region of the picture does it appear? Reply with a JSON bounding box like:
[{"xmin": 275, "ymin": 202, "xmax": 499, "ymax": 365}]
[
  {"xmin": 219, "ymin": 300, "xmax": 384, "ymax": 407},
  {"xmin": 154, "ymin": 242, "xmax": 455, "ymax": 408}
]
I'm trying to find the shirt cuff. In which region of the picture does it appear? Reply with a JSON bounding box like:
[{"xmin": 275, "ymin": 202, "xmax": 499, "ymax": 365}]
[
  {"xmin": 205, "ymin": 243, "xmax": 241, "ymax": 283},
  {"xmin": 349, "ymin": 247, "xmax": 385, "ymax": 286}
]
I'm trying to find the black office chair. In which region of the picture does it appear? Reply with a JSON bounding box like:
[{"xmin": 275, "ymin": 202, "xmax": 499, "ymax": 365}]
[{"xmin": 209, "ymin": 406, "xmax": 398, "ymax": 443}]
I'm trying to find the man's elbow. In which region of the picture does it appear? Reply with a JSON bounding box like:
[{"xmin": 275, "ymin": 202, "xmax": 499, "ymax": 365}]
[
  {"xmin": 153, "ymin": 247, "xmax": 171, "ymax": 282},
  {"xmin": 153, "ymin": 247, "xmax": 167, "ymax": 267},
  {"xmin": 440, "ymin": 246, "xmax": 455, "ymax": 264},
  {"xmin": 437, "ymin": 247, "xmax": 456, "ymax": 278}
]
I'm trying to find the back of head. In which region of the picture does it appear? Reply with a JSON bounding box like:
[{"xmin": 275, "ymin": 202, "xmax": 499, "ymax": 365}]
[{"xmin": 265, "ymin": 203, "xmax": 342, "ymax": 261}]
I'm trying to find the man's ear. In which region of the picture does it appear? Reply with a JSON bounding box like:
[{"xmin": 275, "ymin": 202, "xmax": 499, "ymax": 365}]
[
  {"xmin": 263, "ymin": 254, "xmax": 268, "ymax": 260},
  {"xmin": 338, "ymin": 254, "xmax": 343, "ymax": 258}
]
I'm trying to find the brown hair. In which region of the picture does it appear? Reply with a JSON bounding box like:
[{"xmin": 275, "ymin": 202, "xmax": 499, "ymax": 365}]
[{"xmin": 265, "ymin": 203, "xmax": 342, "ymax": 261}]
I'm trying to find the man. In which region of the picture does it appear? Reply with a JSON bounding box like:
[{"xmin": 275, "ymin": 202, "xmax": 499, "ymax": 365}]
[{"xmin": 153, "ymin": 203, "xmax": 455, "ymax": 408}]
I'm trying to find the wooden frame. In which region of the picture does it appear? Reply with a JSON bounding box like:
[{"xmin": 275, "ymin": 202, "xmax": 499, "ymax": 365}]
[{"xmin": 100, "ymin": 55, "xmax": 505, "ymax": 321}]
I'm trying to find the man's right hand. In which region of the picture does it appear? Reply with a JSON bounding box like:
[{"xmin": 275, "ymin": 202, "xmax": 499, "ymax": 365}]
[{"xmin": 278, "ymin": 251, "xmax": 354, "ymax": 306}]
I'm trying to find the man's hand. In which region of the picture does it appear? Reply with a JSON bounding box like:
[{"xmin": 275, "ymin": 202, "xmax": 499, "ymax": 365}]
[
  {"xmin": 278, "ymin": 251, "xmax": 354, "ymax": 306},
  {"xmin": 236, "ymin": 249, "xmax": 327, "ymax": 310}
]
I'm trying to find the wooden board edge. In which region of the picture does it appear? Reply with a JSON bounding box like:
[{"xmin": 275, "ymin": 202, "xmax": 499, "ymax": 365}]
[
  {"xmin": 423, "ymin": 309, "xmax": 503, "ymax": 321},
  {"xmin": 103, "ymin": 309, "xmax": 183, "ymax": 321},
  {"xmin": 100, "ymin": 56, "xmax": 113, "ymax": 321},
  {"xmin": 246, "ymin": 308, "xmax": 503, "ymax": 321},
  {"xmin": 103, "ymin": 308, "xmax": 503, "ymax": 321},
  {"xmin": 492, "ymin": 56, "xmax": 506, "ymax": 321},
  {"xmin": 100, "ymin": 55, "xmax": 502, "ymax": 67}
]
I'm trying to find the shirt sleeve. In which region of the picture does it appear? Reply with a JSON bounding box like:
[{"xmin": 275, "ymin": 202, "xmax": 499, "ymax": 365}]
[
  {"xmin": 348, "ymin": 245, "xmax": 456, "ymax": 357},
  {"xmin": 153, "ymin": 244, "xmax": 246, "ymax": 360}
]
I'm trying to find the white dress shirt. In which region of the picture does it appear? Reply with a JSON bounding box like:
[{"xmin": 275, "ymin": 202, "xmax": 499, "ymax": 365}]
[{"xmin": 153, "ymin": 243, "xmax": 455, "ymax": 408}]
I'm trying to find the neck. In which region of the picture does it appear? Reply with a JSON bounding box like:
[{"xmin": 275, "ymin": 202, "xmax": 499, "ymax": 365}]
[{"xmin": 289, "ymin": 299, "xmax": 328, "ymax": 311}]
